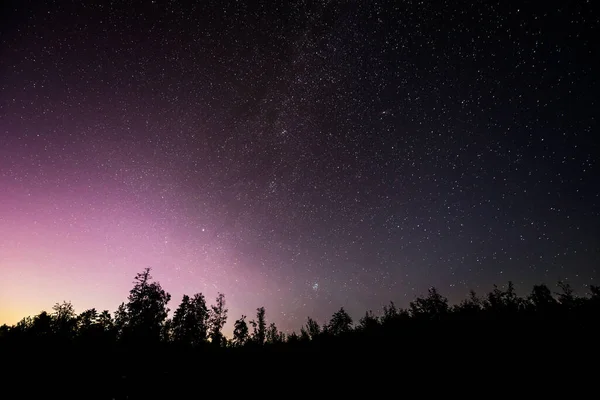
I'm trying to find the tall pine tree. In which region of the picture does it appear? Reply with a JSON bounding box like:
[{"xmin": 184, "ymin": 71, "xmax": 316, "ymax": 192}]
[{"xmin": 123, "ymin": 268, "xmax": 171, "ymax": 344}]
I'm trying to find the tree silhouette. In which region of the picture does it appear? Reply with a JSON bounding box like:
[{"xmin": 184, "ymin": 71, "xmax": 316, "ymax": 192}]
[
  {"xmin": 300, "ymin": 326, "xmax": 310, "ymax": 342},
  {"xmin": 453, "ymin": 290, "xmax": 483, "ymax": 319},
  {"xmin": 590, "ymin": 285, "xmax": 600, "ymax": 303},
  {"xmin": 556, "ymin": 281, "xmax": 577, "ymax": 309},
  {"xmin": 123, "ymin": 268, "xmax": 171, "ymax": 344},
  {"xmin": 14, "ymin": 316, "xmax": 33, "ymax": 335},
  {"xmin": 327, "ymin": 307, "xmax": 353, "ymax": 336},
  {"xmin": 32, "ymin": 311, "xmax": 53, "ymax": 338},
  {"xmin": 380, "ymin": 301, "xmax": 409, "ymax": 328},
  {"xmin": 172, "ymin": 293, "xmax": 210, "ymax": 346},
  {"xmin": 233, "ymin": 315, "xmax": 249, "ymax": 347},
  {"xmin": 0, "ymin": 324, "xmax": 9, "ymax": 339},
  {"xmin": 484, "ymin": 282, "xmax": 523, "ymax": 317},
  {"xmin": 52, "ymin": 301, "xmax": 75, "ymax": 320},
  {"xmin": 97, "ymin": 310, "xmax": 114, "ymax": 334},
  {"xmin": 286, "ymin": 331, "xmax": 300, "ymax": 344},
  {"xmin": 162, "ymin": 318, "xmax": 173, "ymax": 343},
  {"xmin": 172, "ymin": 295, "xmax": 192, "ymax": 344},
  {"xmin": 77, "ymin": 308, "xmax": 100, "ymax": 341},
  {"xmin": 190, "ymin": 293, "xmax": 210, "ymax": 343},
  {"xmin": 528, "ymin": 284, "xmax": 557, "ymax": 314},
  {"xmin": 485, "ymin": 285, "xmax": 505, "ymax": 313},
  {"xmin": 78, "ymin": 308, "xmax": 98, "ymax": 328},
  {"xmin": 266, "ymin": 322, "xmax": 284, "ymax": 344},
  {"xmin": 52, "ymin": 301, "xmax": 77, "ymax": 339},
  {"xmin": 305, "ymin": 317, "xmax": 321, "ymax": 340},
  {"xmin": 503, "ymin": 281, "xmax": 522, "ymax": 313},
  {"xmin": 410, "ymin": 287, "xmax": 449, "ymax": 320},
  {"xmin": 113, "ymin": 302, "xmax": 128, "ymax": 340},
  {"xmin": 251, "ymin": 306, "xmax": 267, "ymax": 345},
  {"xmin": 358, "ymin": 310, "xmax": 379, "ymax": 331},
  {"xmin": 208, "ymin": 292, "xmax": 228, "ymax": 347}
]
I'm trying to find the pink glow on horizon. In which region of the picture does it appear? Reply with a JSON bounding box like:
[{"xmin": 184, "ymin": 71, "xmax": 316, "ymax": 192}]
[{"xmin": 0, "ymin": 179, "xmax": 286, "ymax": 334}]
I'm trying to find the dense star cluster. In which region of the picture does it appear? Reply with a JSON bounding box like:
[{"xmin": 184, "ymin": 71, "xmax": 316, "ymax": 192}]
[{"xmin": 0, "ymin": 0, "xmax": 598, "ymax": 334}]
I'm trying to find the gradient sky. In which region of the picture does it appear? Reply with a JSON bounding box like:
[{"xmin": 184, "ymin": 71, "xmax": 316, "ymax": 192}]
[{"xmin": 1, "ymin": 0, "xmax": 598, "ymax": 334}]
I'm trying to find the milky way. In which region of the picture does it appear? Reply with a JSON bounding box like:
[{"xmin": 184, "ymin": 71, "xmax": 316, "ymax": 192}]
[{"xmin": 1, "ymin": 0, "xmax": 598, "ymax": 333}]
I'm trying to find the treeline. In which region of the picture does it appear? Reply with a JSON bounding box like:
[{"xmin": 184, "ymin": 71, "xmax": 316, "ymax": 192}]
[
  {"xmin": 2, "ymin": 268, "xmax": 599, "ymax": 399},
  {"xmin": 1, "ymin": 267, "xmax": 599, "ymax": 350}
]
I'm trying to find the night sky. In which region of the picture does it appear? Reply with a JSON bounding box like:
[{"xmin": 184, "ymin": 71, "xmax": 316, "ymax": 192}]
[{"xmin": 1, "ymin": 0, "xmax": 598, "ymax": 334}]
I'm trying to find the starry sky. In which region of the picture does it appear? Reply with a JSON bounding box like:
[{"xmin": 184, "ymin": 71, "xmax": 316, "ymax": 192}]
[{"xmin": 0, "ymin": 0, "xmax": 598, "ymax": 333}]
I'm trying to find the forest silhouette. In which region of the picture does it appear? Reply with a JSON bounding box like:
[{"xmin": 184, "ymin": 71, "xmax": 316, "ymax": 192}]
[{"xmin": 2, "ymin": 268, "xmax": 598, "ymax": 398}]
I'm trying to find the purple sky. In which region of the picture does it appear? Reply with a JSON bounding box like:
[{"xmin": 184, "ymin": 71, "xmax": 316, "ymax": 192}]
[{"xmin": 1, "ymin": 1, "xmax": 598, "ymax": 334}]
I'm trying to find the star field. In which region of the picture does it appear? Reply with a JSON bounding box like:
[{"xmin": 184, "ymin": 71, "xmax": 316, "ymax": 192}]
[{"xmin": 1, "ymin": 0, "xmax": 598, "ymax": 334}]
